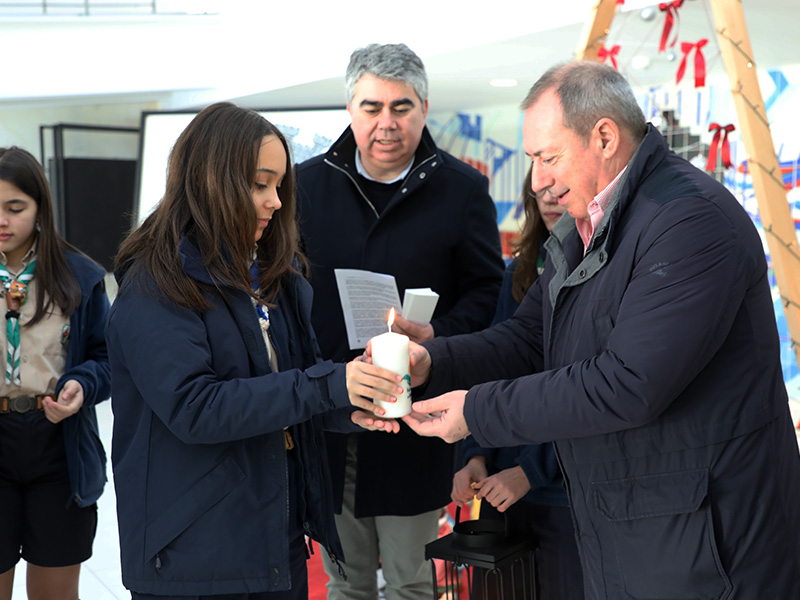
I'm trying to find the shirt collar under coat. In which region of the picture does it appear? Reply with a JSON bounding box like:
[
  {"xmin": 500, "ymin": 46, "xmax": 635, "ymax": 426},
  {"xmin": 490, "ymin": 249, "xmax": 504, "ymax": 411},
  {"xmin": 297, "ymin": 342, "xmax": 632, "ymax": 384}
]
[{"xmin": 323, "ymin": 125, "xmax": 442, "ymax": 214}]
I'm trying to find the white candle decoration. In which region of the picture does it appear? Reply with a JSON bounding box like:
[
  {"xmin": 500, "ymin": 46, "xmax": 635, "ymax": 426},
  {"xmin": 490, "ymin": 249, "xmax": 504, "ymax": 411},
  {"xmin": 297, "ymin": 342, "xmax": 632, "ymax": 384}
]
[{"xmin": 370, "ymin": 331, "xmax": 412, "ymax": 418}]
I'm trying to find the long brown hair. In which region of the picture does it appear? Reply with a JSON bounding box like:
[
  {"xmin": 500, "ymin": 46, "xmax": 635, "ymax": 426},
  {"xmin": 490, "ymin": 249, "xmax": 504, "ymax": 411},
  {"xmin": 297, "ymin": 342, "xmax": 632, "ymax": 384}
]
[
  {"xmin": 116, "ymin": 102, "xmax": 303, "ymax": 310},
  {"xmin": 511, "ymin": 165, "xmax": 549, "ymax": 303},
  {"xmin": 0, "ymin": 147, "xmax": 82, "ymax": 324}
]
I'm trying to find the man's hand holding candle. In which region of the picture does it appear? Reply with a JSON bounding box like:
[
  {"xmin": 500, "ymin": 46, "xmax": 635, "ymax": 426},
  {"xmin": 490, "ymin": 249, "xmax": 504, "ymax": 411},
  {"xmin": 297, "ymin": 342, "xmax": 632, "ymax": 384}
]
[
  {"xmin": 407, "ymin": 340, "xmax": 432, "ymax": 388},
  {"xmin": 361, "ymin": 339, "xmax": 431, "ymax": 389},
  {"xmin": 402, "ymin": 390, "xmax": 470, "ymax": 443},
  {"xmin": 391, "ymin": 314, "xmax": 434, "ymax": 344}
]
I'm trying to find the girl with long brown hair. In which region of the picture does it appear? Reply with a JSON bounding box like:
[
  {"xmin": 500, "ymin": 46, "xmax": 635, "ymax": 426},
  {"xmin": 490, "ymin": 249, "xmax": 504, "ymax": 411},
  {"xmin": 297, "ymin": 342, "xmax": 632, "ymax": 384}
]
[{"xmin": 107, "ymin": 102, "xmax": 401, "ymax": 600}]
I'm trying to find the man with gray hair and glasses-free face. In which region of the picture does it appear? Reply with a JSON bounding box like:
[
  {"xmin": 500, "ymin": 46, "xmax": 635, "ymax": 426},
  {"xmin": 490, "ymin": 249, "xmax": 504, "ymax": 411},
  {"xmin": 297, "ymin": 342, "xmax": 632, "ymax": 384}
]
[
  {"xmin": 401, "ymin": 61, "xmax": 800, "ymax": 599},
  {"xmin": 295, "ymin": 43, "xmax": 504, "ymax": 600}
]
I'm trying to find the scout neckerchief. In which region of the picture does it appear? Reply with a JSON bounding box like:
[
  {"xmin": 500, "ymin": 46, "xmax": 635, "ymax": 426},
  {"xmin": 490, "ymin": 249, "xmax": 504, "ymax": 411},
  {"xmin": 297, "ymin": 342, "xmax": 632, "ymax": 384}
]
[
  {"xmin": 249, "ymin": 261, "xmax": 272, "ymax": 363},
  {"xmin": 250, "ymin": 261, "xmax": 293, "ymax": 449},
  {"xmin": 0, "ymin": 259, "xmax": 36, "ymax": 385}
]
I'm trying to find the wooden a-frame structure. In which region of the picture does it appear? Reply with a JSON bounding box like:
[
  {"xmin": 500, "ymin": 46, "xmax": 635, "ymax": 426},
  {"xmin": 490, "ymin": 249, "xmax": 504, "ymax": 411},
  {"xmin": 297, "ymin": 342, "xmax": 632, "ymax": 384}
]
[{"xmin": 577, "ymin": 0, "xmax": 800, "ymax": 367}]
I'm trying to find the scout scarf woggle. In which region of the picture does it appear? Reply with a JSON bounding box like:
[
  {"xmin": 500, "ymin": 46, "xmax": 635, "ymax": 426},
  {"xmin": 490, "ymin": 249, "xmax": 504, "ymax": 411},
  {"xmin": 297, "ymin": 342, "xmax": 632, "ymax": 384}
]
[{"xmin": 0, "ymin": 260, "xmax": 35, "ymax": 385}]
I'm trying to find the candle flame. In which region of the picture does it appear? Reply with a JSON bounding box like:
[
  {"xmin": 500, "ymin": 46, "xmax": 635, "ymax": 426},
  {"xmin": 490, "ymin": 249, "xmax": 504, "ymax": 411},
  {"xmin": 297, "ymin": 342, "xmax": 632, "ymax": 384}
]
[{"xmin": 387, "ymin": 307, "xmax": 396, "ymax": 332}]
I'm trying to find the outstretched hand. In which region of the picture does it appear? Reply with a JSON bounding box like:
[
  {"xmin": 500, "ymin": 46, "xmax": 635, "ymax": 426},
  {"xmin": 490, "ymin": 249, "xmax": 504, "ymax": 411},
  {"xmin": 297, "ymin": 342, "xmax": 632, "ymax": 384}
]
[
  {"xmin": 350, "ymin": 409, "xmax": 401, "ymax": 433},
  {"xmin": 402, "ymin": 390, "xmax": 470, "ymax": 443}
]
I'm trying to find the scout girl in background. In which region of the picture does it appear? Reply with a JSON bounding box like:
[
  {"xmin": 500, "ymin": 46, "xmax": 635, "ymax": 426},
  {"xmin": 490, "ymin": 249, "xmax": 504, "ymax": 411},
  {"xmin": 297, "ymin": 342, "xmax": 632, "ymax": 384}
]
[{"xmin": 0, "ymin": 147, "xmax": 111, "ymax": 600}]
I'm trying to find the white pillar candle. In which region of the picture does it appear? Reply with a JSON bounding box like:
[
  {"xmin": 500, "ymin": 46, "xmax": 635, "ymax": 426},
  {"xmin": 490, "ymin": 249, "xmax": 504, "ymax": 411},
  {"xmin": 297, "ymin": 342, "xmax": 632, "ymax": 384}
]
[{"xmin": 370, "ymin": 331, "xmax": 412, "ymax": 418}]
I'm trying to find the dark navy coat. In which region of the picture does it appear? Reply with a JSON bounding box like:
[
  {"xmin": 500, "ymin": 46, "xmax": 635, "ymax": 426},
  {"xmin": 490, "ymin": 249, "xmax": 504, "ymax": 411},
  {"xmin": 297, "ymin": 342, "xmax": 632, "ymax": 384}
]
[
  {"xmin": 61, "ymin": 251, "xmax": 111, "ymax": 508},
  {"xmin": 107, "ymin": 240, "xmax": 358, "ymax": 596},
  {"xmin": 425, "ymin": 126, "xmax": 800, "ymax": 598},
  {"xmin": 296, "ymin": 126, "xmax": 504, "ymax": 516}
]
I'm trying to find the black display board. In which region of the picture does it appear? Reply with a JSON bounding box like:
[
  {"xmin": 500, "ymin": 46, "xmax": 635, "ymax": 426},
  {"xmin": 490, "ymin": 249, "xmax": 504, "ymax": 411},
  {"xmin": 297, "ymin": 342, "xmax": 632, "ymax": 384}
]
[{"xmin": 59, "ymin": 157, "xmax": 136, "ymax": 271}]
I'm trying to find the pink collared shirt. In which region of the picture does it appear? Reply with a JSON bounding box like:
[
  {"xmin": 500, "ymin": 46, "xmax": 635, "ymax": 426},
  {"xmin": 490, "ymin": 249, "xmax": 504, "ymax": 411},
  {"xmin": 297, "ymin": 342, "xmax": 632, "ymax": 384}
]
[{"xmin": 576, "ymin": 167, "xmax": 627, "ymax": 252}]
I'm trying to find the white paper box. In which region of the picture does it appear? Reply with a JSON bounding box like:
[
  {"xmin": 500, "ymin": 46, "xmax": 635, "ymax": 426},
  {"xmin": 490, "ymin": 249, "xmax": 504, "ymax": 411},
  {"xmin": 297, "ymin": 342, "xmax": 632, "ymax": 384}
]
[{"xmin": 402, "ymin": 288, "xmax": 439, "ymax": 326}]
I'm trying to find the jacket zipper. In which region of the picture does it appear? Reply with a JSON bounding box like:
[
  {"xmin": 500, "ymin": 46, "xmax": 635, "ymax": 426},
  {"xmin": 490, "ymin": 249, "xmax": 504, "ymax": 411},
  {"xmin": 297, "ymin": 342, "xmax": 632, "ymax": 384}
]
[
  {"xmin": 551, "ymin": 443, "xmax": 578, "ymax": 535},
  {"xmin": 324, "ymin": 159, "xmax": 380, "ymax": 218},
  {"xmin": 323, "ymin": 153, "xmax": 438, "ymax": 221}
]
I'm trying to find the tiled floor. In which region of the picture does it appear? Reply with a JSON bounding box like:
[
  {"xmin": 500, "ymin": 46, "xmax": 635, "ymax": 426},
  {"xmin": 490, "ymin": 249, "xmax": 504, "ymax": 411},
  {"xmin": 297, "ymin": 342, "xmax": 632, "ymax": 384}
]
[{"xmin": 8, "ymin": 391, "xmax": 800, "ymax": 599}]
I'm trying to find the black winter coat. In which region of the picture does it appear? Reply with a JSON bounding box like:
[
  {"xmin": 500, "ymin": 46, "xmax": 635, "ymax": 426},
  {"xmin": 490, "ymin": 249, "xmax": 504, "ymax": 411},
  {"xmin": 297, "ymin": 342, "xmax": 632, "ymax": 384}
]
[{"xmin": 296, "ymin": 126, "xmax": 504, "ymax": 516}]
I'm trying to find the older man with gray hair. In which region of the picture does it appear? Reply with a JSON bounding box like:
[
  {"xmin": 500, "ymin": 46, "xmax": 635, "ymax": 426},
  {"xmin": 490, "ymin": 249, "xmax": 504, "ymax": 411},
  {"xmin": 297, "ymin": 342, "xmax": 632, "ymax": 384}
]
[{"xmin": 402, "ymin": 61, "xmax": 800, "ymax": 599}]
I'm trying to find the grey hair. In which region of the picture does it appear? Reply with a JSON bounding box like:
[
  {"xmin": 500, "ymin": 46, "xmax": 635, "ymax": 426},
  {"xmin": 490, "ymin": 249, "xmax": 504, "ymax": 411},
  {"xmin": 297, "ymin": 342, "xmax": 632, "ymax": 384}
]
[
  {"xmin": 345, "ymin": 43, "xmax": 428, "ymax": 104},
  {"xmin": 521, "ymin": 61, "xmax": 647, "ymax": 145}
]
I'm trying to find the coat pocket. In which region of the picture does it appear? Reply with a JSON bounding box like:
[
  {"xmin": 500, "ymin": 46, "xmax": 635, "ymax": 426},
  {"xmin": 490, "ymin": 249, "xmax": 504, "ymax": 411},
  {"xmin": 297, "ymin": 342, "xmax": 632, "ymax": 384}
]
[
  {"xmin": 143, "ymin": 454, "xmax": 246, "ymax": 563},
  {"xmin": 592, "ymin": 468, "xmax": 732, "ymax": 600}
]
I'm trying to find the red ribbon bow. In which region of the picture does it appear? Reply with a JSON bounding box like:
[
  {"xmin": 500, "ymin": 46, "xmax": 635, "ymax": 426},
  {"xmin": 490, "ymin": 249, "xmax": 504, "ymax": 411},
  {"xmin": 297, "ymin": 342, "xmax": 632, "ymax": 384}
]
[
  {"xmin": 676, "ymin": 38, "xmax": 708, "ymax": 88},
  {"xmin": 706, "ymin": 122, "xmax": 735, "ymax": 171},
  {"xmin": 597, "ymin": 45, "xmax": 621, "ymax": 70},
  {"xmin": 658, "ymin": 0, "xmax": 684, "ymax": 53}
]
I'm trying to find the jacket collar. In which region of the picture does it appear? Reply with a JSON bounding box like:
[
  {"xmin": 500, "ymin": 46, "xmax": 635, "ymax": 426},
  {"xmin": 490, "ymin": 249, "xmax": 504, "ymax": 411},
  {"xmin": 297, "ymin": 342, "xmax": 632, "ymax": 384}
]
[
  {"xmin": 321, "ymin": 126, "xmax": 443, "ymax": 220},
  {"xmin": 603, "ymin": 124, "xmax": 668, "ymax": 230},
  {"xmin": 549, "ymin": 124, "xmax": 668, "ymax": 257},
  {"xmin": 544, "ymin": 124, "xmax": 669, "ymax": 306},
  {"xmin": 324, "ymin": 125, "xmax": 441, "ymax": 184}
]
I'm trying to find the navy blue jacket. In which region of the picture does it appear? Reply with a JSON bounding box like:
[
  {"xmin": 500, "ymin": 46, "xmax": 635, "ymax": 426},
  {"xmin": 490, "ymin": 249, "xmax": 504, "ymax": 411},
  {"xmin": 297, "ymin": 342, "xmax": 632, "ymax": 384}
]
[
  {"xmin": 60, "ymin": 251, "xmax": 111, "ymax": 508},
  {"xmin": 107, "ymin": 239, "xmax": 358, "ymax": 596},
  {"xmin": 296, "ymin": 126, "xmax": 504, "ymax": 516},
  {"xmin": 459, "ymin": 259, "xmax": 567, "ymax": 508},
  {"xmin": 425, "ymin": 126, "xmax": 800, "ymax": 598}
]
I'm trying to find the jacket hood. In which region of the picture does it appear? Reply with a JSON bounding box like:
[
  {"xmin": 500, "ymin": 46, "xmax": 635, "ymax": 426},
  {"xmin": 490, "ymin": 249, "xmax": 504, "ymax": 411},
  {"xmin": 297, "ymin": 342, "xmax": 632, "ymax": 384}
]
[{"xmin": 178, "ymin": 235, "xmax": 216, "ymax": 285}]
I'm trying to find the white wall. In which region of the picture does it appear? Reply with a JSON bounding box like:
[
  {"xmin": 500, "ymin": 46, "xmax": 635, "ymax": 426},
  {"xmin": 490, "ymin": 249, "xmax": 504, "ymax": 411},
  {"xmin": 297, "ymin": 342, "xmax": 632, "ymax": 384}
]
[{"xmin": 0, "ymin": 101, "xmax": 155, "ymax": 160}]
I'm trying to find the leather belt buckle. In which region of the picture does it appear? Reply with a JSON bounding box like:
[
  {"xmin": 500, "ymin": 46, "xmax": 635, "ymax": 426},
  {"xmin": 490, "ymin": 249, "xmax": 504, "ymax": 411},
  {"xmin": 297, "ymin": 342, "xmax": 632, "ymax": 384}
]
[{"xmin": 0, "ymin": 395, "xmax": 44, "ymax": 414}]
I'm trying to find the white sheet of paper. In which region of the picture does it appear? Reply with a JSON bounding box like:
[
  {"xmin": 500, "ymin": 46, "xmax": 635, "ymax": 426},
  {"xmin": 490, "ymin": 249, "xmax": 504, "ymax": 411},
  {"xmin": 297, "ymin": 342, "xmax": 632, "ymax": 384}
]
[
  {"xmin": 334, "ymin": 269, "xmax": 402, "ymax": 350},
  {"xmin": 402, "ymin": 288, "xmax": 439, "ymax": 325}
]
